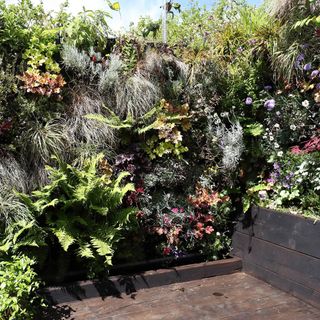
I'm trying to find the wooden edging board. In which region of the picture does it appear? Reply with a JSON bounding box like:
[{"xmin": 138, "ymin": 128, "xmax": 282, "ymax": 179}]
[
  {"xmin": 232, "ymin": 206, "xmax": 320, "ymax": 309},
  {"xmin": 44, "ymin": 257, "xmax": 242, "ymax": 305}
]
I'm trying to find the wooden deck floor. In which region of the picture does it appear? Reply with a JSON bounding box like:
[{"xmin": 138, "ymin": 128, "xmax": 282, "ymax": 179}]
[{"xmin": 44, "ymin": 272, "xmax": 320, "ymax": 320}]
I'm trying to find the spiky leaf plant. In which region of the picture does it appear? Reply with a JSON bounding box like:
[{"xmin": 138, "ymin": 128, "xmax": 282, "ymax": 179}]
[
  {"xmin": 21, "ymin": 119, "xmax": 69, "ymax": 164},
  {"xmin": 0, "ymin": 156, "xmax": 31, "ymax": 227},
  {"xmin": 98, "ymin": 54, "xmax": 124, "ymax": 93},
  {"xmin": 66, "ymin": 94, "xmax": 117, "ymax": 163},
  {"xmin": 0, "ymin": 187, "xmax": 32, "ymax": 229},
  {"xmin": 116, "ymin": 73, "xmax": 160, "ymax": 118}
]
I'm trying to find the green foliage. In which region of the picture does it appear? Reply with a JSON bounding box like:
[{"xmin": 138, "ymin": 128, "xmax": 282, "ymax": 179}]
[
  {"xmin": 248, "ymin": 151, "xmax": 320, "ymax": 218},
  {"xmin": 0, "ymin": 60, "xmax": 17, "ymax": 118},
  {"xmin": 22, "ymin": 26, "xmax": 61, "ymax": 73},
  {"xmin": 138, "ymin": 100, "xmax": 191, "ymax": 159},
  {"xmin": 21, "ymin": 119, "xmax": 69, "ymax": 164},
  {"xmin": 84, "ymin": 108, "xmax": 133, "ymax": 129},
  {"xmin": 0, "ymin": 255, "xmax": 45, "ymax": 320},
  {"xmin": 0, "ymin": 220, "xmax": 45, "ymax": 255},
  {"xmin": 0, "ymin": 0, "xmax": 47, "ymax": 56},
  {"xmin": 244, "ymin": 123, "xmax": 264, "ymax": 137},
  {"xmin": 0, "ymin": 0, "xmax": 63, "ymax": 74},
  {"xmin": 64, "ymin": 9, "xmax": 111, "ymax": 51},
  {"xmin": 20, "ymin": 153, "xmax": 136, "ymax": 266}
]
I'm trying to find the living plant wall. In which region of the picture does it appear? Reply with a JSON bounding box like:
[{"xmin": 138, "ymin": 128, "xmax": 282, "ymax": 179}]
[{"xmin": 0, "ymin": 0, "xmax": 319, "ymax": 318}]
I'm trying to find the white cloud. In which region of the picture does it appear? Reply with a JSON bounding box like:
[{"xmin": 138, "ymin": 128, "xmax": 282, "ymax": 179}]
[{"xmin": 4, "ymin": 0, "xmax": 163, "ymax": 32}]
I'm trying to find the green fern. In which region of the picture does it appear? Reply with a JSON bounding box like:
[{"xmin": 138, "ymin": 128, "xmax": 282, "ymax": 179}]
[{"xmin": 17, "ymin": 153, "xmax": 137, "ymax": 268}]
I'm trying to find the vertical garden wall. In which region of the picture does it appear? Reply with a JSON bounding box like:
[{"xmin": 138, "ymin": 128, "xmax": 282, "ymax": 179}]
[{"xmin": 0, "ymin": 0, "xmax": 319, "ymax": 318}]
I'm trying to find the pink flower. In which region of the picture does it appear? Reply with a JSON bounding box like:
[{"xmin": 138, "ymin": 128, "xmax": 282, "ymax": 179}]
[
  {"xmin": 194, "ymin": 230, "xmax": 204, "ymax": 239},
  {"xmin": 171, "ymin": 208, "xmax": 179, "ymax": 214},
  {"xmin": 179, "ymin": 208, "xmax": 184, "ymax": 213},
  {"xmin": 205, "ymin": 226, "xmax": 214, "ymax": 234},
  {"xmin": 155, "ymin": 227, "xmax": 164, "ymax": 235},
  {"xmin": 135, "ymin": 187, "xmax": 144, "ymax": 194},
  {"xmin": 204, "ymin": 215, "xmax": 213, "ymax": 223},
  {"xmin": 163, "ymin": 247, "xmax": 171, "ymax": 255},
  {"xmin": 196, "ymin": 222, "xmax": 204, "ymax": 230},
  {"xmin": 291, "ymin": 145, "xmax": 303, "ymax": 154},
  {"xmin": 163, "ymin": 215, "xmax": 171, "ymax": 225}
]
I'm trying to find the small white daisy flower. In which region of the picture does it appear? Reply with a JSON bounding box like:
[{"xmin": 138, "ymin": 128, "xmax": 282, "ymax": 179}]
[
  {"xmin": 302, "ymin": 100, "xmax": 310, "ymax": 108},
  {"xmin": 290, "ymin": 124, "xmax": 296, "ymax": 131},
  {"xmin": 277, "ymin": 151, "xmax": 283, "ymax": 157}
]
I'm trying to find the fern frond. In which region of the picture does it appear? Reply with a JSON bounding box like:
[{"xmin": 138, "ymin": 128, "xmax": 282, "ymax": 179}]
[
  {"xmin": 111, "ymin": 207, "xmax": 137, "ymax": 227},
  {"xmin": 84, "ymin": 113, "xmax": 133, "ymax": 129},
  {"xmin": 77, "ymin": 243, "xmax": 94, "ymax": 259},
  {"xmin": 52, "ymin": 228, "xmax": 76, "ymax": 252},
  {"xmin": 91, "ymin": 237, "xmax": 114, "ymax": 257}
]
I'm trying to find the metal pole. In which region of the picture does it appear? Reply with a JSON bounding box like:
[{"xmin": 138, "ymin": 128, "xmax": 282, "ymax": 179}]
[{"xmin": 162, "ymin": 0, "xmax": 167, "ymax": 43}]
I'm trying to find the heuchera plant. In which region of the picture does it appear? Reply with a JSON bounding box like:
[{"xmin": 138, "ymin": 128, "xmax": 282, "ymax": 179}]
[
  {"xmin": 138, "ymin": 186, "xmax": 232, "ymax": 258},
  {"xmin": 140, "ymin": 99, "xmax": 191, "ymax": 159},
  {"xmin": 18, "ymin": 71, "xmax": 66, "ymax": 98}
]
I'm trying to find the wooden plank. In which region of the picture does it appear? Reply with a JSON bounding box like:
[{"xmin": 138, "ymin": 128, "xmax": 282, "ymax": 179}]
[
  {"xmin": 235, "ymin": 206, "xmax": 320, "ymax": 259},
  {"xmin": 43, "ymin": 273, "xmax": 320, "ymax": 320},
  {"xmin": 44, "ymin": 257, "xmax": 242, "ymax": 304},
  {"xmin": 232, "ymin": 232, "xmax": 320, "ymax": 293},
  {"xmin": 243, "ymin": 260, "xmax": 320, "ymax": 309}
]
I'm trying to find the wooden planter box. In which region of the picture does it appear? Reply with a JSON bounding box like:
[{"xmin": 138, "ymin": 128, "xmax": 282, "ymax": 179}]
[
  {"xmin": 44, "ymin": 257, "xmax": 242, "ymax": 305},
  {"xmin": 232, "ymin": 206, "xmax": 320, "ymax": 309}
]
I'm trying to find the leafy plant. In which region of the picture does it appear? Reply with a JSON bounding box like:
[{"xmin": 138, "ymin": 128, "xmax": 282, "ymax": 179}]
[
  {"xmin": 247, "ymin": 151, "xmax": 320, "ymax": 217},
  {"xmin": 0, "ymin": 255, "xmax": 45, "ymax": 320},
  {"xmin": 138, "ymin": 187, "xmax": 232, "ymax": 259},
  {"xmin": 18, "ymin": 71, "xmax": 66, "ymax": 98},
  {"xmin": 139, "ymin": 99, "xmax": 191, "ymax": 159},
  {"xmin": 21, "ymin": 119, "xmax": 69, "ymax": 164},
  {"xmin": 64, "ymin": 8, "xmax": 111, "ymax": 51},
  {"xmin": 19, "ymin": 153, "xmax": 136, "ymax": 267}
]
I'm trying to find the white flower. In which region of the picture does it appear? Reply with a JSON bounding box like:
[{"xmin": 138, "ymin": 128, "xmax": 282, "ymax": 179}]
[
  {"xmin": 216, "ymin": 232, "xmax": 221, "ymax": 236},
  {"xmin": 277, "ymin": 151, "xmax": 283, "ymax": 157},
  {"xmin": 274, "ymin": 143, "xmax": 279, "ymax": 149},
  {"xmin": 269, "ymin": 136, "xmax": 274, "ymax": 141},
  {"xmin": 302, "ymin": 100, "xmax": 310, "ymax": 108},
  {"xmin": 290, "ymin": 124, "xmax": 296, "ymax": 131},
  {"xmin": 274, "ymin": 123, "xmax": 280, "ymax": 129}
]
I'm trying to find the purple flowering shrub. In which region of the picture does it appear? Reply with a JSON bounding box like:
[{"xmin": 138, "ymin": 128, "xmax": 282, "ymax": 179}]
[
  {"xmin": 260, "ymin": 91, "xmax": 320, "ymax": 157},
  {"xmin": 248, "ymin": 151, "xmax": 320, "ymax": 217}
]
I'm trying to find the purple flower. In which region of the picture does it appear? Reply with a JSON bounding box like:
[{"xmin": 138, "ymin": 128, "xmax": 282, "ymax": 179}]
[
  {"xmin": 264, "ymin": 99, "xmax": 276, "ymax": 111},
  {"xmin": 295, "ymin": 53, "xmax": 305, "ymax": 67},
  {"xmin": 310, "ymin": 69, "xmax": 319, "ymax": 78},
  {"xmin": 273, "ymin": 163, "xmax": 280, "ymax": 171},
  {"xmin": 264, "ymin": 85, "xmax": 272, "ymax": 91},
  {"xmin": 303, "ymin": 63, "xmax": 312, "ymax": 71},
  {"xmin": 266, "ymin": 177, "xmax": 275, "ymax": 184},
  {"xmin": 237, "ymin": 46, "xmax": 244, "ymax": 53},
  {"xmin": 316, "ymin": 83, "xmax": 320, "ymax": 90},
  {"xmin": 248, "ymin": 39, "xmax": 257, "ymax": 46},
  {"xmin": 245, "ymin": 97, "xmax": 253, "ymax": 105}
]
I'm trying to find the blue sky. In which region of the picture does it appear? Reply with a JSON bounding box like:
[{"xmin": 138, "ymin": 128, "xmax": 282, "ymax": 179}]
[{"xmin": 5, "ymin": 0, "xmax": 264, "ymax": 31}]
